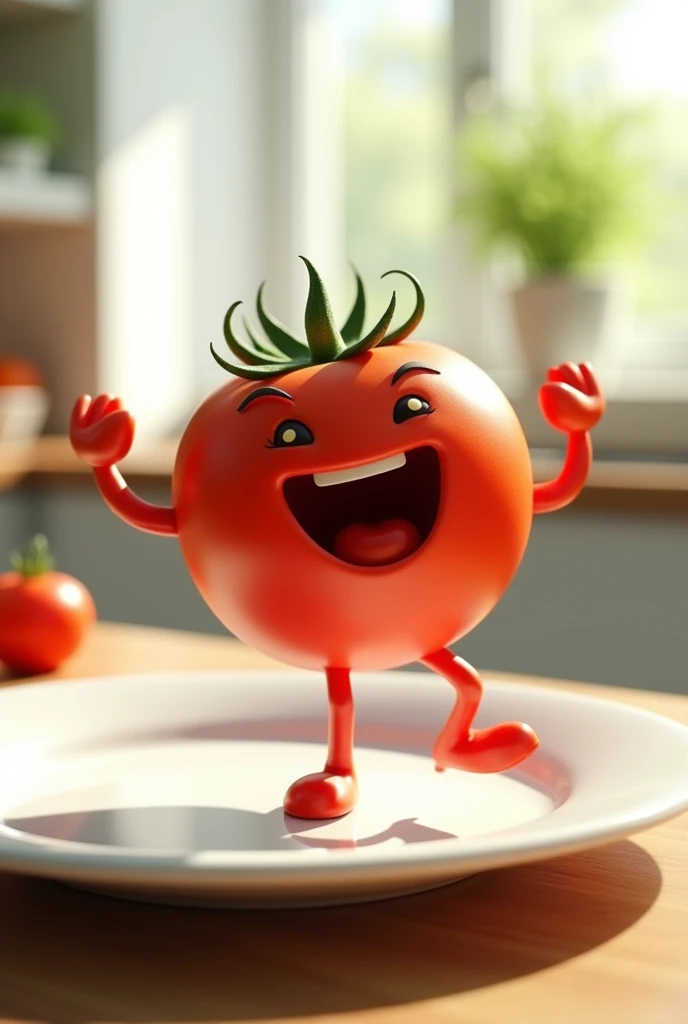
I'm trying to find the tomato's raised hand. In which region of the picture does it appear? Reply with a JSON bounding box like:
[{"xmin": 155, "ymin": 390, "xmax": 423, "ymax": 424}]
[
  {"xmin": 70, "ymin": 394, "xmax": 176, "ymax": 535},
  {"xmin": 70, "ymin": 394, "xmax": 135, "ymax": 467},
  {"xmin": 538, "ymin": 362, "xmax": 605, "ymax": 434}
]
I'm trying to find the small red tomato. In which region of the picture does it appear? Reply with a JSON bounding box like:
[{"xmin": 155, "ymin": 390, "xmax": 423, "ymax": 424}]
[
  {"xmin": 0, "ymin": 535, "xmax": 96, "ymax": 674},
  {"xmin": 0, "ymin": 355, "xmax": 44, "ymax": 388}
]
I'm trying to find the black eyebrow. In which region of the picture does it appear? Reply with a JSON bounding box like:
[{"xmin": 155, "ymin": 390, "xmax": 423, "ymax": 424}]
[
  {"xmin": 391, "ymin": 362, "xmax": 441, "ymax": 386},
  {"xmin": 237, "ymin": 386, "xmax": 294, "ymax": 412}
]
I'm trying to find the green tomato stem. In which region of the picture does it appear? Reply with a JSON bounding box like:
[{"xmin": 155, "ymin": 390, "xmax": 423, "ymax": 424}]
[{"xmin": 10, "ymin": 534, "xmax": 55, "ymax": 577}]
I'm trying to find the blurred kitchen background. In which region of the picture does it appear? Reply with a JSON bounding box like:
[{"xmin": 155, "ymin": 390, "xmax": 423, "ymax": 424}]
[{"xmin": 0, "ymin": 0, "xmax": 686, "ymax": 692}]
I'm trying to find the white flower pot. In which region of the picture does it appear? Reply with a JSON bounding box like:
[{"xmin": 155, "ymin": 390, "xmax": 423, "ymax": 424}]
[
  {"xmin": 510, "ymin": 276, "xmax": 621, "ymax": 378},
  {"xmin": 0, "ymin": 137, "xmax": 51, "ymax": 175}
]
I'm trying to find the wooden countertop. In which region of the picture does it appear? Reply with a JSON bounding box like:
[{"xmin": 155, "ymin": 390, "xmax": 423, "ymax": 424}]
[
  {"xmin": 0, "ymin": 434, "xmax": 179, "ymax": 491},
  {"xmin": 2, "ymin": 435, "xmax": 688, "ymax": 511},
  {"xmin": 0, "ymin": 621, "xmax": 686, "ymax": 1023}
]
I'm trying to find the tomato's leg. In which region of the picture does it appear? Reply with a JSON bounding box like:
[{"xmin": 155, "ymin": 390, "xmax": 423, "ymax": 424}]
[
  {"xmin": 422, "ymin": 649, "xmax": 539, "ymax": 773},
  {"xmin": 283, "ymin": 667, "xmax": 358, "ymax": 819}
]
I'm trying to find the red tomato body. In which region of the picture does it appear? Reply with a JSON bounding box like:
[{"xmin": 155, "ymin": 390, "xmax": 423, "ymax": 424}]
[
  {"xmin": 172, "ymin": 341, "xmax": 533, "ymax": 671},
  {"xmin": 0, "ymin": 571, "xmax": 96, "ymax": 674}
]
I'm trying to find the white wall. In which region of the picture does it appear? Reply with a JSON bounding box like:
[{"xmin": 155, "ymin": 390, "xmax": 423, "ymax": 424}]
[{"xmin": 95, "ymin": 0, "xmax": 272, "ymax": 434}]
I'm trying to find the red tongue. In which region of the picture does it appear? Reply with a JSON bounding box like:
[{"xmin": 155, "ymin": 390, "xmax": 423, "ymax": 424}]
[{"xmin": 334, "ymin": 518, "xmax": 421, "ymax": 567}]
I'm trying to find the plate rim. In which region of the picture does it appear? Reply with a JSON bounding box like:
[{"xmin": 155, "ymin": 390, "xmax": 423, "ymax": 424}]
[{"xmin": 0, "ymin": 669, "xmax": 686, "ymax": 888}]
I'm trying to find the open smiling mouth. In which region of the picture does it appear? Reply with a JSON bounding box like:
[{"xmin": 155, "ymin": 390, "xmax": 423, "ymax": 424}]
[{"xmin": 283, "ymin": 446, "xmax": 441, "ymax": 567}]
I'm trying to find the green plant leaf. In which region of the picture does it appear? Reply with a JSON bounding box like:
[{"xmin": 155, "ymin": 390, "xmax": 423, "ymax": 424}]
[
  {"xmin": 456, "ymin": 98, "xmax": 653, "ymax": 275},
  {"xmin": 0, "ymin": 91, "xmax": 59, "ymax": 146}
]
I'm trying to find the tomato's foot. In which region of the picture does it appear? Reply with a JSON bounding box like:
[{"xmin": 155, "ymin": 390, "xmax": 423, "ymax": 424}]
[
  {"xmin": 284, "ymin": 771, "xmax": 358, "ymax": 820},
  {"xmin": 434, "ymin": 722, "xmax": 539, "ymax": 774}
]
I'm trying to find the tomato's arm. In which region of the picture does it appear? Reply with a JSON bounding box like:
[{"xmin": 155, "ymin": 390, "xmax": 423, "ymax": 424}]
[
  {"xmin": 533, "ymin": 431, "xmax": 592, "ymax": 515},
  {"xmin": 533, "ymin": 362, "xmax": 604, "ymax": 514},
  {"xmin": 93, "ymin": 465, "xmax": 178, "ymax": 536},
  {"xmin": 69, "ymin": 394, "xmax": 178, "ymax": 536}
]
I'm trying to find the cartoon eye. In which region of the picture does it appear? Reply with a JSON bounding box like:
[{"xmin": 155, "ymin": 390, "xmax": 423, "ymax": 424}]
[
  {"xmin": 268, "ymin": 419, "xmax": 314, "ymax": 448},
  {"xmin": 393, "ymin": 395, "xmax": 433, "ymax": 424}
]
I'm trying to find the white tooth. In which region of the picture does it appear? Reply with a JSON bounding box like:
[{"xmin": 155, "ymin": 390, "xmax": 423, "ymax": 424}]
[{"xmin": 314, "ymin": 452, "xmax": 406, "ymax": 488}]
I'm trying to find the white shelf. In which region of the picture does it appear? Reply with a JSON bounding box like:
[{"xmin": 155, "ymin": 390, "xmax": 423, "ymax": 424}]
[
  {"xmin": 0, "ymin": 169, "xmax": 90, "ymax": 225},
  {"xmin": 0, "ymin": 0, "xmax": 81, "ymax": 20}
]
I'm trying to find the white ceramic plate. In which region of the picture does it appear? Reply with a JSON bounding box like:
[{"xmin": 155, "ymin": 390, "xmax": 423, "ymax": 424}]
[{"xmin": 0, "ymin": 670, "xmax": 687, "ymax": 908}]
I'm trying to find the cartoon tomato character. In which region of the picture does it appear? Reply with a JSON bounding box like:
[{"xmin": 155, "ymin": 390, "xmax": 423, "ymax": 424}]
[{"xmin": 70, "ymin": 259, "xmax": 605, "ymax": 820}]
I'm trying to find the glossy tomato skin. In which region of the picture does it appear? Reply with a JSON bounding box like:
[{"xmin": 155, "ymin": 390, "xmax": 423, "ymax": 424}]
[
  {"xmin": 0, "ymin": 572, "xmax": 96, "ymax": 674},
  {"xmin": 173, "ymin": 341, "xmax": 533, "ymax": 671}
]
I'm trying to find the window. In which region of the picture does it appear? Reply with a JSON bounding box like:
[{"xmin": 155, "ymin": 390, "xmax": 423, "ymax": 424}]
[
  {"xmin": 327, "ymin": 0, "xmax": 452, "ymax": 342},
  {"xmin": 326, "ymin": 0, "xmax": 688, "ymax": 378},
  {"xmin": 183, "ymin": 1, "xmax": 688, "ymax": 453},
  {"xmin": 528, "ymin": 0, "xmax": 688, "ymax": 372}
]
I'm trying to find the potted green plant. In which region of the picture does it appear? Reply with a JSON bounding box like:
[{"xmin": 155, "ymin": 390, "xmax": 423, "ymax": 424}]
[
  {"xmin": 0, "ymin": 90, "xmax": 60, "ymax": 174},
  {"xmin": 457, "ymin": 99, "xmax": 650, "ymax": 376}
]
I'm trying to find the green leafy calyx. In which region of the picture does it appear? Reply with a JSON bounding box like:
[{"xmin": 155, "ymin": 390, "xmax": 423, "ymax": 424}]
[
  {"xmin": 10, "ymin": 534, "xmax": 55, "ymax": 578},
  {"xmin": 210, "ymin": 260, "xmax": 425, "ymax": 380}
]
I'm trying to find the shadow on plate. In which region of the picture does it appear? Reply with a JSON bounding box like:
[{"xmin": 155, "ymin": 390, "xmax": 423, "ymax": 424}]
[
  {"xmin": 5, "ymin": 805, "xmax": 458, "ymax": 851},
  {"xmin": 0, "ymin": 838, "xmax": 661, "ymax": 1022}
]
